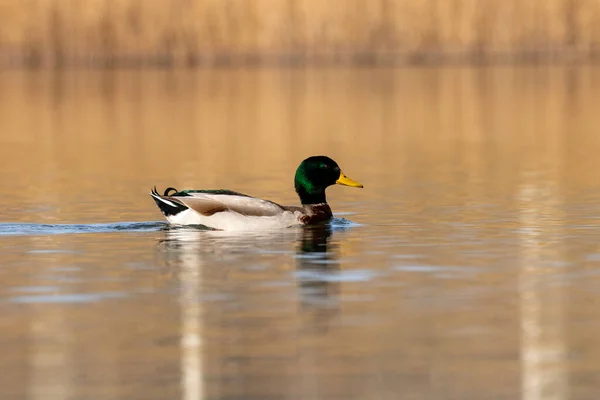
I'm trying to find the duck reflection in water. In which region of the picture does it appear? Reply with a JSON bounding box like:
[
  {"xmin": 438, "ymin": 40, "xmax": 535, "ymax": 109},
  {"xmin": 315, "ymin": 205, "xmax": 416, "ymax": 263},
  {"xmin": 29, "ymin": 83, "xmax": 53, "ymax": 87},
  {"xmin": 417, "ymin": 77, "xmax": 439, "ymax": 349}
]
[
  {"xmin": 157, "ymin": 223, "xmax": 342, "ymax": 313},
  {"xmin": 295, "ymin": 224, "xmax": 341, "ymax": 312}
]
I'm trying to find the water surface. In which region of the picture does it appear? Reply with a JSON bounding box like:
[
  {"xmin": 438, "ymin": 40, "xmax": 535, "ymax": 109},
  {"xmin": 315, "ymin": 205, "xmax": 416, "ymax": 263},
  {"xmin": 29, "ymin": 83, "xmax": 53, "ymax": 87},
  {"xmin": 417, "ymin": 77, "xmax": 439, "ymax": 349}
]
[{"xmin": 1, "ymin": 67, "xmax": 600, "ymax": 399}]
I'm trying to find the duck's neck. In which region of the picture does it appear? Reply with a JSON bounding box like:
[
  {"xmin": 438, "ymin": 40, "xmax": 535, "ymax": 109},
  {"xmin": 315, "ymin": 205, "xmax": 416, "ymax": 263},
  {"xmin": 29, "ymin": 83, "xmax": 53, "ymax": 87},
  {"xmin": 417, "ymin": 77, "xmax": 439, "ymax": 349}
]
[
  {"xmin": 296, "ymin": 186, "xmax": 327, "ymax": 205},
  {"xmin": 295, "ymin": 182, "xmax": 332, "ymax": 223}
]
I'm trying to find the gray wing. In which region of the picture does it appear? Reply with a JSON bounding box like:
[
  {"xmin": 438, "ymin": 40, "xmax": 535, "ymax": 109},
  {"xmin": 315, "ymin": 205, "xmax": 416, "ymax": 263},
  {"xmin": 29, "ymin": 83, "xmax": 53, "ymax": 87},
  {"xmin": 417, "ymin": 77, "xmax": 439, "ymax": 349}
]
[{"xmin": 173, "ymin": 192, "xmax": 287, "ymax": 217}]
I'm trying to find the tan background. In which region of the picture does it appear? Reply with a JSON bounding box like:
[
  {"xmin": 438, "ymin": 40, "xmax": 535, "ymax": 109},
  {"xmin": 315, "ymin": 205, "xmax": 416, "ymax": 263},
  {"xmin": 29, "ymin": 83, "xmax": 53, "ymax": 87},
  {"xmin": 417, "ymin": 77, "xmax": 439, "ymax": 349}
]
[{"xmin": 1, "ymin": 0, "xmax": 600, "ymax": 66}]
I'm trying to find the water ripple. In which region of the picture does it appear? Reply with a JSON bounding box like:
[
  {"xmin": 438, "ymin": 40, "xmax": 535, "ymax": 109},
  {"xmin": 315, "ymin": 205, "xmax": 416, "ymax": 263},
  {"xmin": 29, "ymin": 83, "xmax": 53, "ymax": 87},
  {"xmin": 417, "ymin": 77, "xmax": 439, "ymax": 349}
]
[
  {"xmin": 7, "ymin": 292, "xmax": 128, "ymax": 304},
  {"xmin": 0, "ymin": 221, "xmax": 166, "ymax": 236}
]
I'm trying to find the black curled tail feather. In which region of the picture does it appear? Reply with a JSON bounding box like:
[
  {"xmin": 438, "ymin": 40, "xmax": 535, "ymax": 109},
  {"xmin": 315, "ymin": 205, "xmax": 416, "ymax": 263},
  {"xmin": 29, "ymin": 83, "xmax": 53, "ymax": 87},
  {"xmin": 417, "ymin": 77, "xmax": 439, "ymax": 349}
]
[
  {"xmin": 151, "ymin": 186, "xmax": 179, "ymax": 197},
  {"xmin": 150, "ymin": 186, "xmax": 188, "ymax": 217},
  {"xmin": 164, "ymin": 187, "xmax": 178, "ymax": 196}
]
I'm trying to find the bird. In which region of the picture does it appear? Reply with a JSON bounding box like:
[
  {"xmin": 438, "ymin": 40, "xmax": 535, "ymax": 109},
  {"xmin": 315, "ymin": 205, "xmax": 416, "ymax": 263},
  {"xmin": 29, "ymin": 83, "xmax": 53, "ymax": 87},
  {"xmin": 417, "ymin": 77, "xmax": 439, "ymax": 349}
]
[{"xmin": 150, "ymin": 155, "xmax": 363, "ymax": 231}]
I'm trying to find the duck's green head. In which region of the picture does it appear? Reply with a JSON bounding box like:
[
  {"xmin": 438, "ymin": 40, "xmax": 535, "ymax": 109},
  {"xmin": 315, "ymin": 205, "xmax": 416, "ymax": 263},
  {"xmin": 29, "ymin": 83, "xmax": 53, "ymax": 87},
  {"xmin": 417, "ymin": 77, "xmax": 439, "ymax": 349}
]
[{"xmin": 294, "ymin": 156, "xmax": 363, "ymax": 205}]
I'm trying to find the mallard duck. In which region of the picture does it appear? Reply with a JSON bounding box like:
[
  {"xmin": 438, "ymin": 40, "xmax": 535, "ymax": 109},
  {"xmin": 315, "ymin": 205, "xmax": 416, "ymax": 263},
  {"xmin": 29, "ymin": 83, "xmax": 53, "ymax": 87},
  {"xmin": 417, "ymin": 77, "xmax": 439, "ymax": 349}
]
[{"xmin": 150, "ymin": 156, "xmax": 363, "ymax": 231}]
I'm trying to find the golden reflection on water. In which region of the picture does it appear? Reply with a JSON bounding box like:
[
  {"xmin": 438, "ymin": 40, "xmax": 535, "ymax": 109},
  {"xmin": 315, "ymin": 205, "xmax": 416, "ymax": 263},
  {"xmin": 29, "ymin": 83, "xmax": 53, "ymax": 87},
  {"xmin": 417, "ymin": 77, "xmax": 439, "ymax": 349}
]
[
  {"xmin": 517, "ymin": 134, "xmax": 567, "ymax": 400},
  {"xmin": 1, "ymin": 67, "xmax": 600, "ymax": 398}
]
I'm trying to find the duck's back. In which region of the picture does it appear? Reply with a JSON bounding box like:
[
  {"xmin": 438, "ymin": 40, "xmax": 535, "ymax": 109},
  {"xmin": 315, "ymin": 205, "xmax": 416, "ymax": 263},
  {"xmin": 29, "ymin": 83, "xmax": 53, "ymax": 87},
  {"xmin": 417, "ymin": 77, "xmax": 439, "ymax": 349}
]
[{"xmin": 150, "ymin": 188, "xmax": 303, "ymax": 231}]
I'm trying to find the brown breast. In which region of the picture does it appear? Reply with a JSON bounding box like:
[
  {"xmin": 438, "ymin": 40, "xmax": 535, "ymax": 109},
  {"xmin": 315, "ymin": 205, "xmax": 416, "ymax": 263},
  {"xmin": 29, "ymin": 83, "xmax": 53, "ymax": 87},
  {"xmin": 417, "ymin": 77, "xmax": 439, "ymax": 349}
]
[{"xmin": 299, "ymin": 204, "xmax": 333, "ymax": 225}]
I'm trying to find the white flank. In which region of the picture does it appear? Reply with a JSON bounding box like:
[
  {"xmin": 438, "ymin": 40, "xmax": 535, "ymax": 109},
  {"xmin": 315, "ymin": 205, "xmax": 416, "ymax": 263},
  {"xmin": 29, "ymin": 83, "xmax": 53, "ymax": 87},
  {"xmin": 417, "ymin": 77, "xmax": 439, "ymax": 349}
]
[{"xmin": 166, "ymin": 208, "xmax": 304, "ymax": 231}]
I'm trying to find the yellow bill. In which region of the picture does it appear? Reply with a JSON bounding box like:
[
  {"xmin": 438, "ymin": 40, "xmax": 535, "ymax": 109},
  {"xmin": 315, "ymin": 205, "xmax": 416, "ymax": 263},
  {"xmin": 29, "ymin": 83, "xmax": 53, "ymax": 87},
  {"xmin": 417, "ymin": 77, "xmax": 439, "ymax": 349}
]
[{"xmin": 336, "ymin": 171, "xmax": 364, "ymax": 188}]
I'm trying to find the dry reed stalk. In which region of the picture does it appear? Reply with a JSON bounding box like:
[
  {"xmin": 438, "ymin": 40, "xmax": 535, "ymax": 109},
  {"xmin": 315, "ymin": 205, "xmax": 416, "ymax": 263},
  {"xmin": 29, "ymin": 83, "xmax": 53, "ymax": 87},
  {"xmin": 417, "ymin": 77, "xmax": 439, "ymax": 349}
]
[{"xmin": 0, "ymin": 0, "xmax": 599, "ymax": 66}]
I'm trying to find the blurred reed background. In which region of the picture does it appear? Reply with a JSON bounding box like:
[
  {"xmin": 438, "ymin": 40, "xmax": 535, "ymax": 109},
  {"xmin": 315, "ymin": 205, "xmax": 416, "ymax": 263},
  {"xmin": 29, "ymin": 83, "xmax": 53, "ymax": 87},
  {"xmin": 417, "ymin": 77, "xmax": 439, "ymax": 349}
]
[{"xmin": 1, "ymin": 0, "xmax": 599, "ymax": 67}]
